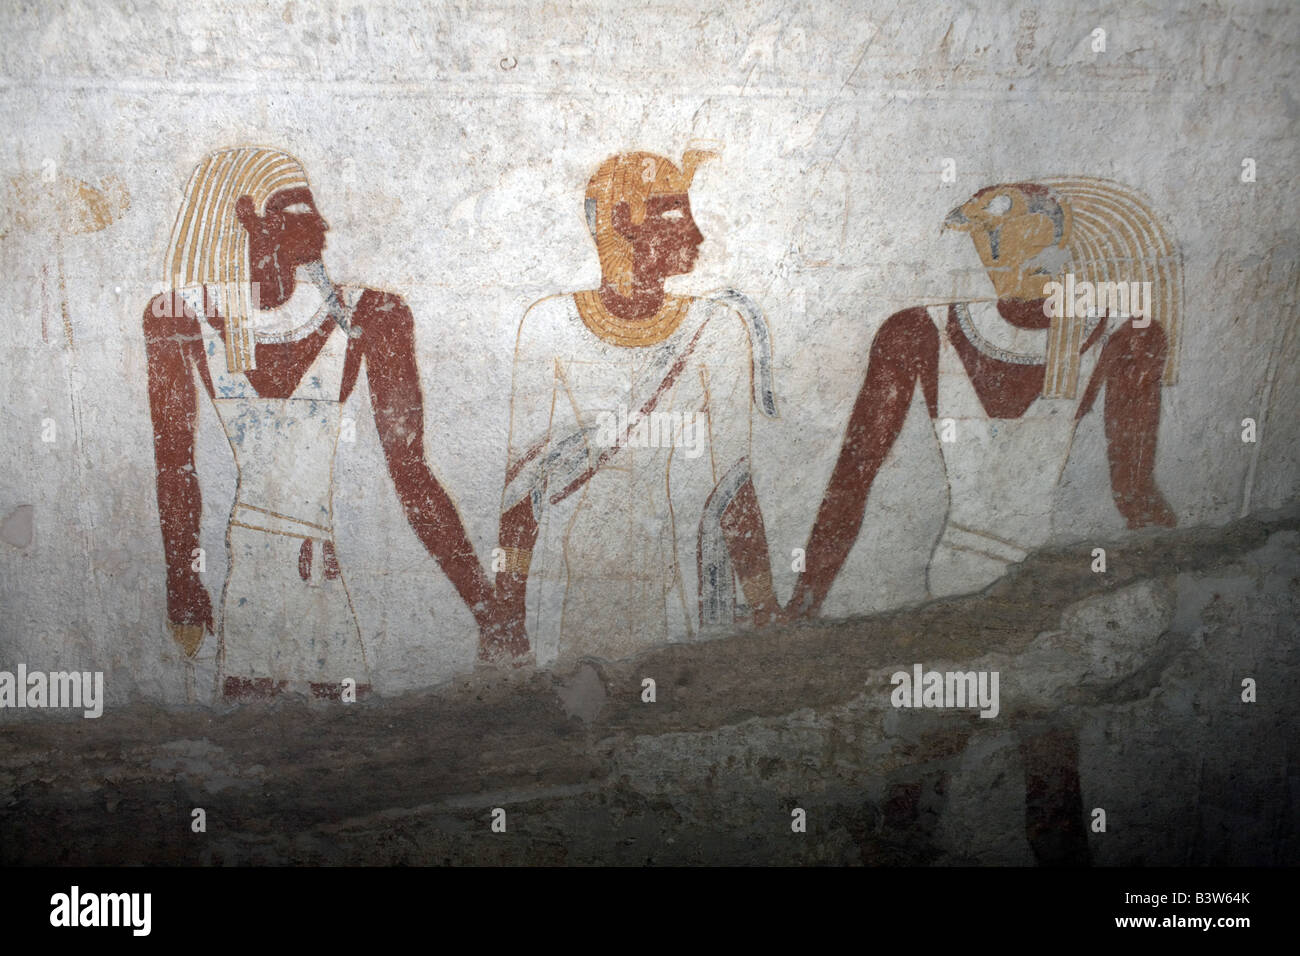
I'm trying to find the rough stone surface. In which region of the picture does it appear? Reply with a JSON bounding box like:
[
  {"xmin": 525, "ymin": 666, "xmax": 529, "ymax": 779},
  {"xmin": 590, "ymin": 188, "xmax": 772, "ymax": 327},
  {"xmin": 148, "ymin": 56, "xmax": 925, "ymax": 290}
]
[{"xmin": 2, "ymin": 514, "xmax": 1295, "ymax": 864}]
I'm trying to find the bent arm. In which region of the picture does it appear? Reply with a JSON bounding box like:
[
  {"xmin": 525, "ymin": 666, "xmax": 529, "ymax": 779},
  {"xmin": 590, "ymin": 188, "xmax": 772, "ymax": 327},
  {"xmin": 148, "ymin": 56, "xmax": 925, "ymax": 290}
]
[
  {"xmin": 355, "ymin": 291, "xmax": 494, "ymax": 623},
  {"xmin": 495, "ymin": 306, "xmax": 559, "ymax": 637},
  {"xmin": 1077, "ymin": 320, "xmax": 1175, "ymax": 528},
  {"xmin": 701, "ymin": 308, "xmax": 779, "ymax": 624}
]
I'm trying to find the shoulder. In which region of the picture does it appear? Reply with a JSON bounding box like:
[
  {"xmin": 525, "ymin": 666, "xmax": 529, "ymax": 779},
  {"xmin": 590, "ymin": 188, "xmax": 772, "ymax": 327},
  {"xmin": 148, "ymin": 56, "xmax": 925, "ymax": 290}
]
[
  {"xmin": 350, "ymin": 286, "xmax": 409, "ymax": 317},
  {"xmin": 349, "ymin": 286, "xmax": 414, "ymax": 339},
  {"xmin": 515, "ymin": 292, "xmax": 580, "ymax": 350},
  {"xmin": 142, "ymin": 288, "xmax": 202, "ymax": 341},
  {"xmin": 874, "ymin": 305, "xmax": 940, "ymax": 349},
  {"xmin": 687, "ymin": 291, "xmax": 757, "ymax": 353}
]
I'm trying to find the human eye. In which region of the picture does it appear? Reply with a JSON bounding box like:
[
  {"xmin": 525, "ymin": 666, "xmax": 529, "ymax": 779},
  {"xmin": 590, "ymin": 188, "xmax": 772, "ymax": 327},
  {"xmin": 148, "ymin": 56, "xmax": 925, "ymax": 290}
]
[
  {"xmin": 283, "ymin": 202, "xmax": 313, "ymax": 214},
  {"xmin": 661, "ymin": 208, "xmax": 685, "ymax": 220}
]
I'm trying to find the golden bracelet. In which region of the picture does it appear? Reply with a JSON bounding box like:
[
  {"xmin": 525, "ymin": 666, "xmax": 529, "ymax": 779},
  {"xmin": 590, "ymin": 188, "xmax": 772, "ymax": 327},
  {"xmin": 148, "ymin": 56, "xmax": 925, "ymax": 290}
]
[{"xmin": 501, "ymin": 547, "xmax": 532, "ymax": 575}]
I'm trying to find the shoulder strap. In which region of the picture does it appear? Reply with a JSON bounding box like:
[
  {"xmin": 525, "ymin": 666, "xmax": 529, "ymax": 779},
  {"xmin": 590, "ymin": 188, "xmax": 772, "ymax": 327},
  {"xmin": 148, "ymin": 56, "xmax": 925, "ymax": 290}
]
[
  {"xmin": 705, "ymin": 289, "xmax": 777, "ymax": 418},
  {"xmin": 546, "ymin": 317, "xmax": 712, "ymax": 507},
  {"xmin": 328, "ymin": 285, "xmax": 366, "ymax": 339}
]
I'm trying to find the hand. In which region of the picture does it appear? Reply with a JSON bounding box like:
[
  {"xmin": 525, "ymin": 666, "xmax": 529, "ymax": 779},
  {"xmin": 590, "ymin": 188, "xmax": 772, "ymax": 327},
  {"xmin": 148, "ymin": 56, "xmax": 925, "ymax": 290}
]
[
  {"xmin": 748, "ymin": 597, "xmax": 781, "ymax": 628},
  {"xmin": 1122, "ymin": 491, "xmax": 1176, "ymax": 530},
  {"xmin": 475, "ymin": 592, "xmax": 532, "ymax": 667},
  {"xmin": 168, "ymin": 622, "xmax": 208, "ymax": 658},
  {"xmin": 777, "ymin": 582, "xmax": 819, "ymax": 624},
  {"xmin": 167, "ymin": 577, "xmax": 214, "ymax": 658}
]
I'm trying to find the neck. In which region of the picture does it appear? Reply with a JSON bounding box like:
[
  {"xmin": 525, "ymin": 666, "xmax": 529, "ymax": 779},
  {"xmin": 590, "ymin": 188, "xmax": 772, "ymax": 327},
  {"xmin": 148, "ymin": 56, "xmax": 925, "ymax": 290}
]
[
  {"xmin": 247, "ymin": 247, "xmax": 327, "ymax": 310},
  {"xmin": 996, "ymin": 296, "xmax": 1051, "ymax": 330},
  {"xmin": 249, "ymin": 259, "xmax": 329, "ymax": 311},
  {"xmin": 296, "ymin": 259, "xmax": 333, "ymax": 302},
  {"xmin": 597, "ymin": 275, "xmax": 666, "ymax": 321}
]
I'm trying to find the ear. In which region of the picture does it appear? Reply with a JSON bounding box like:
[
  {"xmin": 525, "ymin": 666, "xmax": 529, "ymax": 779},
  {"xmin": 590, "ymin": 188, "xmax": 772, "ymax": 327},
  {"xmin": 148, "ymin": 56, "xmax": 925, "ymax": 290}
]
[
  {"xmin": 234, "ymin": 195, "xmax": 259, "ymax": 232},
  {"xmin": 610, "ymin": 200, "xmax": 636, "ymax": 238}
]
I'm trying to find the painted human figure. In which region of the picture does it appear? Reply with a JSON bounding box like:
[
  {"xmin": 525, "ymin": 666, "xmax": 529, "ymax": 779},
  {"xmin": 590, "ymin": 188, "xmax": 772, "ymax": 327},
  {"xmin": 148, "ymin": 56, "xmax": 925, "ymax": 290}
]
[
  {"xmin": 788, "ymin": 179, "xmax": 1181, "ymax": 615},
  {"xmin": 145, "ymin": 147, "xmax": 508, "ymax": 698},
  {"xmin": 494, "ymin": 149, "xmax": 781, "ymax": 665}
]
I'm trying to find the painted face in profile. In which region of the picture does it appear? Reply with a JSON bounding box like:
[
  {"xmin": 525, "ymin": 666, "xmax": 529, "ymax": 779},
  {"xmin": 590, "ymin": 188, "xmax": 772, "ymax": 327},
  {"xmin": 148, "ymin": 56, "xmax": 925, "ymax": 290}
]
[
  {"xmin": 945, "ymin": 185, "xmax": 1068, "ymax": 301},
  {"xmin": 236, "ymin": 186, "xmax": 331, "ymax": 273},
  {"xmin": 613, "ymin": 192, "xmax": 705, "ymax": 283}
]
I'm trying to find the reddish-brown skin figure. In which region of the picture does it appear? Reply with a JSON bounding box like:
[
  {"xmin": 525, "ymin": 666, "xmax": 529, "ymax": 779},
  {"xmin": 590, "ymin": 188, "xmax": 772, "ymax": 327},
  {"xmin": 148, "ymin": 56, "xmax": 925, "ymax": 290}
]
[
  {"xmin": 786, "ymin": 285, "xmax": 1173, "ymax": 620},
  {"xmin": 145, "ymin": 185, "xmax": 510, "ymax": 690},
  {"xmin": 598, "ymin": 193, "xmax": 703, "ymax": 320},
  {"xmin": 494, "ymin": 186, "xmax": 781, "ymax": 656}
]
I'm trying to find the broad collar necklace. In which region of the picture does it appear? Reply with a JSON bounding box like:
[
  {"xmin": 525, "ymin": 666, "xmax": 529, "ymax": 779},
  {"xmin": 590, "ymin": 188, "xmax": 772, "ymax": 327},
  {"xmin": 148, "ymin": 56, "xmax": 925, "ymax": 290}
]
[{"xmin": 574, "ymin": 289, "xmax": 692, "ymax": 347}]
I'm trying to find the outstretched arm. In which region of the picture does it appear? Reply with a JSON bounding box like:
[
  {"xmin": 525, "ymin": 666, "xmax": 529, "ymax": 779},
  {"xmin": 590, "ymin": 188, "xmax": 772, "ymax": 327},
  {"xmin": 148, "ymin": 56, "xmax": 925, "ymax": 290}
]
[
  {"xmin": 353, "ymin": 291, "xmax": 497, "ymax": 628},
  {"xmin": 143, "ymin": 291, "xmax": 215, "ymax": 655},
  {"xmin": 786, "ymin": 307, "xmax": 939, "ymax": 618}
]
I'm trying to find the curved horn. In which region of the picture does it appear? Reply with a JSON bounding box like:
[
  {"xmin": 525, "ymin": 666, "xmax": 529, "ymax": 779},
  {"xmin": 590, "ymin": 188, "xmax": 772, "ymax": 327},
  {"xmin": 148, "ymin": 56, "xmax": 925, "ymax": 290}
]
[{"xmin": 680, "ymin": 147, "xmax": 720, "ymax": 187}]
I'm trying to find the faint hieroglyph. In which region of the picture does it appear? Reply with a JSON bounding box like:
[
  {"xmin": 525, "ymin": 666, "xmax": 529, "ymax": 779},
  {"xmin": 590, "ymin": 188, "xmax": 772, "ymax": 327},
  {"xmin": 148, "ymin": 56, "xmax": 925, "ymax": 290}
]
[{"xmin": 1, "ymin": 168, "xmax": 130, "ymax": 347}]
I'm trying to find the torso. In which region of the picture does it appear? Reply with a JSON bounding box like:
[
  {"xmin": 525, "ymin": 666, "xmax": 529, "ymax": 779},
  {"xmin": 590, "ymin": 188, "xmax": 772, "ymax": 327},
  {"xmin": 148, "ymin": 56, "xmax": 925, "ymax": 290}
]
[
  {"xmin": 521, "ymin": 292, "xmax": 732, "ymax": 662},
  {"xmin": 178, "ymin": 282, "xmax": 368, "ymax": 687},
  {"xmin": 925, "ymin": 300, "xmax": 1113, "ymax": 597},
  {"xmin": 184, "ymin": 283, "xmax": 359, "ymax": 529}
]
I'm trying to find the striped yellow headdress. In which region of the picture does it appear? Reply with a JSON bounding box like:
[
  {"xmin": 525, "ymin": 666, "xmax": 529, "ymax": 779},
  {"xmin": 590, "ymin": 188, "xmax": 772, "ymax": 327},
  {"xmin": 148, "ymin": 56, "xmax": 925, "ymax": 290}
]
[
  {"xmin": 164, "ymin": 147, "xmax": 311, "ymax": 372},
  {"xmin": 584, "ymin": 148, "xmax": 717, "ymax": 297},
  {"xmin": 1038, "ymin": 177, "xmax": 1183, "ymax": 397}
]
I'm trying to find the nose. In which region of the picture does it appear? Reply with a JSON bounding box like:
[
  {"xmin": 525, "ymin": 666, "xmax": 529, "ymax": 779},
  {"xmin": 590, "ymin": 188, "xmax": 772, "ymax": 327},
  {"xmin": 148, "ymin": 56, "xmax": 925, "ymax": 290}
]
[{"xmin": 942, "ymin": 205, "xmax": 968, "ymax": 233}]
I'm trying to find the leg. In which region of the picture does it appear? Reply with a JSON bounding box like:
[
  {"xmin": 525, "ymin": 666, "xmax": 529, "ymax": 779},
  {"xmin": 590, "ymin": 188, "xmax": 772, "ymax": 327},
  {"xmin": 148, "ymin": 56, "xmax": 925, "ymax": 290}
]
[{"xmin": 1020, "ymin": 724, "xmax": 1091, "ymax": 866}]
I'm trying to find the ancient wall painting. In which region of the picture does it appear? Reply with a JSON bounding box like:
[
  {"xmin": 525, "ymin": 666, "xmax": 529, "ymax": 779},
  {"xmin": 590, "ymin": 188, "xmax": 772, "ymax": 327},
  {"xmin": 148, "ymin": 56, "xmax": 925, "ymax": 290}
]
[
  {"xmin": 3, "ymin": 166, "xmax": 132, "ymax": 638},
  {"xmin": 786, "ymin": 178, "xmax": 1183, "ymax": 616},
  {"xmin": 496, "ymin": 148, "xmax": 781, "ymax": 667},
  {"xmin": 142, "ymin": 149, "xmax": 1186, "ymax": 691},
  {"xmin": 3, "ymin": 165, "xmax": 130, "ymax": 348},
  {"xmin": 144, "ymin": 146, "xmax": 505, "ymax": 700}
]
